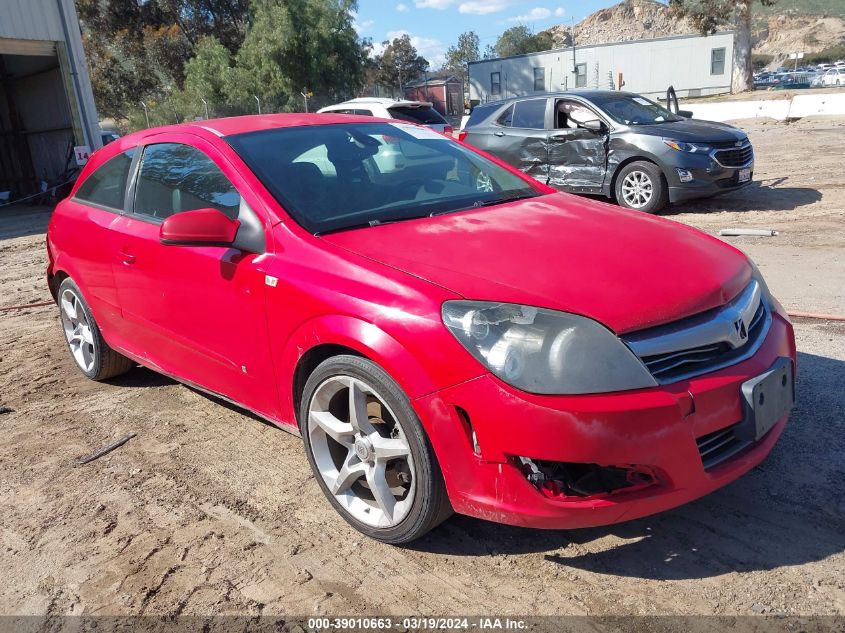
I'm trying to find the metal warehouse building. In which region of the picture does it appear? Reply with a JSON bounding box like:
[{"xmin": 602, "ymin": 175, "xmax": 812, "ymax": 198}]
[
  {"xmin": 1, "ymin": 0, "xmax": 100, "ymax": 199},
  {"xmin": 469, "ymin": 32, "xmax": 735, "ymax": 104}
]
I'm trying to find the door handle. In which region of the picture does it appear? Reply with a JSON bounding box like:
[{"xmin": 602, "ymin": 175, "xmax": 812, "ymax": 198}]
[
  {"xmin": 548, "ymin": 134, "xmax": 568, "ymax": 142},
  {"xmin": 493, "ymin": 131, "xmax": 506, "ymax": 137},
  {"xmin": 120, "ymin": 251, "xmax": 136, "ymax": 265}
]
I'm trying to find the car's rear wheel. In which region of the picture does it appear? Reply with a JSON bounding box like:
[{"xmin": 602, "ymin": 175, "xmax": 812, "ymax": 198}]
[
  {"xmin": 299, "ymin": 355, "xmax": 451, "ymax": 544},
  {"xmin": 57, "ymin": 278, "xmax": 134, "ymax": 380},
  {"xmin": 614, "ymin": 161, "xmax": 668, "ymax": 213}
]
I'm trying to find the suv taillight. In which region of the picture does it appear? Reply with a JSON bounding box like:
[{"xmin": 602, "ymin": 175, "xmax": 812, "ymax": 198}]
[
  {"xmin": 442, "ymin": 125, "xmax": 454, "ymax": 137},
  {"xmin": 457, "ymin": 130, "xmax": 468, "ymax": 142}
]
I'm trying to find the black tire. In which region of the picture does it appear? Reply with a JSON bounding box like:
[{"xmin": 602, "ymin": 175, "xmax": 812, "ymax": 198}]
[
  {"xmin": 57, "ymin": 278, "xmax": 134, "ymax": 381},
  {"xmin": 299, "ymin": 355, "xmax": 452, "ymax": 544},
  {"xmin": 613, "ymin": 160, "xmax": 669, "ymax": 213}
]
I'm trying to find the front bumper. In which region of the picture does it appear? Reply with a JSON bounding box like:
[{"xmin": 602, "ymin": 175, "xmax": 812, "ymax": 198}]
[
  {"xmin": 413, "ymin": 308, "xmax": 795, "ymax": 529},
  {"xmin": 662, "ymin": 151, "xmax": 754, "ymax": 204}
]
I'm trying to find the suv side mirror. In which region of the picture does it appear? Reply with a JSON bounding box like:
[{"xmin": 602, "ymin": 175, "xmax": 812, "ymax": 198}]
[
  {"xmin": 580, "ymin": 119, "xmax": 606, "ymax": 132},
  {"xmin": 677, "ymin": 109, "xmax": 694, "ymax": 118},
  {"xmin": 160, "ymin": 208, "xmax": 240, "ymax": 246}
]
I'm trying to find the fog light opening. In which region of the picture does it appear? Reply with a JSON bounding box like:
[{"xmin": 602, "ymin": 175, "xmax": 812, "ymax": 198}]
[
  {"xmin": 676, "ymin": 168, "xmax": 694, "ymax": 183},
  {"xmin": 517, "ymin": 457, "xmax": 658, "ymax": 500}
]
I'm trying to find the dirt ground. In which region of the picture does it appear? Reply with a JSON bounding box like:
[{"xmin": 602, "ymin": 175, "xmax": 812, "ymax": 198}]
[{"xmin": 0, "ymin": 116, "xmax": 843, "ymax": 619}]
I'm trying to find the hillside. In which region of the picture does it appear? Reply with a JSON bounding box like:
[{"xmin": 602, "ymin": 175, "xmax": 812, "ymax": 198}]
[{"xmin": 543, "ymin": 0, "xmax": 845, "ymax": 66}]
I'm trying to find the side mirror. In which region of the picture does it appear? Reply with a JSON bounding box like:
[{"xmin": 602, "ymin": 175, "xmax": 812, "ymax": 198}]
[
  {"xmin": 580, "ymin": 119, "xmax": 606, "ymax": 132},
  {"xmin": 160, "ymin": 208, "xmax": 240, "ymax": 246},
  {"xmin": 678, "ymin": 109, "xmax": 694, "ymax": 118}
]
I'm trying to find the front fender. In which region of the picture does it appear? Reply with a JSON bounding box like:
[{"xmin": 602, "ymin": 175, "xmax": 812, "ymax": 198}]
[{"xmin": 274, "ymin": 313, "xmax": 482, "ymax": 429}]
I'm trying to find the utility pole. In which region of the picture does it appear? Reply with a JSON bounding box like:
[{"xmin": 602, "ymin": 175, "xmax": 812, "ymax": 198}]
[
  {"xmin": 254, "ymin": 95, "xmax": 261, "ymax": 115},
  {"xmin": 301, "ymin": 89, "xmax": 309, "ymax": 113},
  {"xmin": 571, "ymin": 17, "xmax": 577, "ymax": 84},
  {"xmin": 200, "ymin": 97, "xmax": 209, "ymax": 120}
]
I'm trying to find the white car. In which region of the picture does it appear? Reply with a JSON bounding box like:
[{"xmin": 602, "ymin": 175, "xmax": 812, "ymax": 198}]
[
  {"xmin": 317, "ymin": 98, "xmax": 453, "ymax": 135},
  {"xmin": 820, "ymin": 68, "xmax": 844, "ymax": 86}
]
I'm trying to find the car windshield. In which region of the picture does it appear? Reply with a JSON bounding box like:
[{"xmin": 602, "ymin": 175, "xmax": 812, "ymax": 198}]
[
  {"xmin": 591, "ymin": 94, "xmax": 683, "ymax": 125},
  {"xmin": 226, "ymin": 122, "xmax": 542, "ymax": 234}
]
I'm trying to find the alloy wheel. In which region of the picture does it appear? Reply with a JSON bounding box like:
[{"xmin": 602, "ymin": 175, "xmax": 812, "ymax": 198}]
[
  {"xmin": 621, "ymin": 170, "xmax": 654, "ymax": 209},
  {"xmin": 60, "ymin": 288, "xmax": 95, "ymax": 372},
  {"xmin": 307, "ymin": 375, "xmax": 416, "ymax": 528}
]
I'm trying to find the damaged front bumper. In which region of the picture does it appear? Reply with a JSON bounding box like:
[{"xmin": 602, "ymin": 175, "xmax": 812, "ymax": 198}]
[
  {"xmin": 663, "ymin": 152, "xmax": 755, "ymax": 204},
  {"xmin": 412, "ymin": 307, "xmax": 795, "ymax": 530}
]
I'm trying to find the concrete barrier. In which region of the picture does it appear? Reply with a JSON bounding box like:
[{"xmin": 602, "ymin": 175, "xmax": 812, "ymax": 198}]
[
  {"xmin": 685, "ymin": 100, "xmax": 791, "ymax": 122},
  {"xmin": 787, "ymin": 93, "xmax": 845, "ymax": 119}
]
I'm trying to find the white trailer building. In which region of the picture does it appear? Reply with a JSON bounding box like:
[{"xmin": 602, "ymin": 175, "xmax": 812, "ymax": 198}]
[
  {"xmin": 468, "ymin": 32, "xmax": 735, "ymax": 105},
  {"xmin": 0, "ymin": 0, "xmax": 100, "ymax": 199}
]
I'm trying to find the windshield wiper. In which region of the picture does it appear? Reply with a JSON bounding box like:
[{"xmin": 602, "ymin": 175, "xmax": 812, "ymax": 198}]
[{"xmin": 442, "ymin": 191, "xmax": 540, "ymax": 213}]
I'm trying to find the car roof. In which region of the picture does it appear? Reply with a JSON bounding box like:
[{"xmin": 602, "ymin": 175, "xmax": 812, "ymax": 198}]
[
  {"xmin": 475, "ymin": 90, "xmax": 635, "ymax": 110},
  {"xmin": 321, "ymin": 98, "xmax": 434, "ymax": 109},
  {"xmin": 120, "ymin": 112, "xmax": 385, "ymax": 142}
]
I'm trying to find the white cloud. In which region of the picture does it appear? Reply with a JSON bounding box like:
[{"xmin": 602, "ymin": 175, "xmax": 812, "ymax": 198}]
[
  {"xmin": 414, "ymin": 0, "xmax": 455, "ymax": 9},
  {"xmin": 458, "ymin": 0, "xmax": 511, "ymax": 15},
  {"xmin": 555, "ymin": 7, "xmax": 565, "ymax": 17},
  {"xmin": 385, "ymin": 29, "xmax": 447, "ymax": 68},
  {"xmin": 507, "ymin": 7, "xmax": 551, "ymax": 22},
  {"xmin": 396, "ymin": 3, "xmax": 410, "ymax": 11},
  {"xmin": 349, "ymin": 9, "xmax": 374, "ymax": 35}
]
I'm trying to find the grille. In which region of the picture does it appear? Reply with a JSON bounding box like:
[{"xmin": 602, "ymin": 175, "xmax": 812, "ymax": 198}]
[
  {"xmin": 696, "ymin": 423, "xmax": 747, "ymax": 470},
  {"xmin": 712, "ymin": 143, "xmax": 753, "ymax": 168},
  {"xmin": 640, "ymin": 301, "xmax": 767, "ymax": 382},
  {"xmin": 624, "ymin": 280, "xmax": 771, "ymax": 384}
]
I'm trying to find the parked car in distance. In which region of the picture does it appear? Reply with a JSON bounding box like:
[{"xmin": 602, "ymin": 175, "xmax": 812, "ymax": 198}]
[
  {"xmin": 318, "ymin": 97, "xmax": 453, "ymax": 135},
  {"xmin": 820, "ymin": 68, "xmax": 844, "ymax": 86},
  {"xmin": 47, "ymin": 114, "xmax": 795, "ymax": 543},
  {"xmin": 460, "ymin": 91, "xmax": 754, "ymax": 213},
  {"xmin": 100, "ymin": 129, "xmax": 121, "ymax": 146}
]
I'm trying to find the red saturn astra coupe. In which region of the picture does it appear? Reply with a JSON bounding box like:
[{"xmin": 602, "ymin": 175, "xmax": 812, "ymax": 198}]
[{"xmin": 47, "ymin": 114, "xmax": 796, "ymax": 544}]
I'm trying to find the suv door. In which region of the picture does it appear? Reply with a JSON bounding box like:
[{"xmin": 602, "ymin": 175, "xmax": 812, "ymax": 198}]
[
  {"xmin": 481, "ymin": 98, "xmax": 551, "ymax": 183},
  {"xmin": 547, "ymin": 99, "xmax": 609, "ymax": 192},
  {"xmin": 110, "ymin": 134, "xmax": 278, "ymax": 417}
]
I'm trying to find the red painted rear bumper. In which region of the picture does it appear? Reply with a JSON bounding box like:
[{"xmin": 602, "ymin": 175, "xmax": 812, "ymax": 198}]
[{"xmin": 413, "ymin": 310, "xmax": 796, "ymax": 529}]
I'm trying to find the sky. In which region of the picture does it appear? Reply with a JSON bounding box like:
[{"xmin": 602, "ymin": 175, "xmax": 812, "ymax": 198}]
[{"xmin": 352, "ymin": 0, "xmax": 618, "ymax": 69}]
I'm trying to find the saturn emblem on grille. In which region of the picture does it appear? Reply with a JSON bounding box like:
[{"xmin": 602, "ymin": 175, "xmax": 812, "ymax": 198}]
[{"xmin": 734, "ymin": 317, "xmax": 748, "ymax": 343}]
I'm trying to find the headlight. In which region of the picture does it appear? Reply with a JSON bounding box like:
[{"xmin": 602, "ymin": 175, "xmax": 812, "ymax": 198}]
[
  {"xmin": 663, "ymin": 138, "xmax": 711, "ymax": 154},
  {"xmin": 441, "ymin": 301, "xmax": 657, "ymax": 395}
]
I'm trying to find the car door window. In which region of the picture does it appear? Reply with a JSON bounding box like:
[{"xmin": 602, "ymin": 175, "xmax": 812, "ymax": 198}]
[
  {"xmin": 556, "ymin": 101, "xmax": 599, "ymax": 129},
  {"xmin": 75, "ymin": 149, "xmax": 135, "ymax": 210},
  {"xmin": 511, "ymin": 99, "xmax": 547, "ymax": 129},
  {"xmin": 133, "ymin": 143, "xmax": 240, "ymax": 221},
  {"xmin": 496, "ymin": 104, "xmax": 514, "ymax": 127}
]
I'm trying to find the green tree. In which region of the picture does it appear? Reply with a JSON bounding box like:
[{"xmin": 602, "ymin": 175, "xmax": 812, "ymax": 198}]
[
  {"xmin": 492, "ymin": 25, "xmax": 554, "ymax": 59},
  {"xmin": 231, "ymin": 0, "xmax": 367, "ymax": 112},
  {"xmin": 375, "ymin": 34, "xmax": 429, "ymax": 96},
  {"xmin": 668, "ymin": 0, "xmax": 776, "ymax": 93},
  {"xmin": 75, "ymin": 0, "xmax": 249, "ymax": 119},
  {"xmin": 444, "ymin": 31, "xmax": 480, "ymax": 91}
]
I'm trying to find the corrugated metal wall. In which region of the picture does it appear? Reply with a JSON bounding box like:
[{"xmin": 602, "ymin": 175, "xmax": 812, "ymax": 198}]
[{"xmin": 468, "ymin": 33, "xmax": 735, "ymax": 103}]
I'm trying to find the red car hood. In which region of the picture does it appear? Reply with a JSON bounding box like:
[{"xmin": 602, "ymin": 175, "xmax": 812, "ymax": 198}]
[{"xmin": 322, "ymin": 193, "xmax": 751, "ymax": 334}]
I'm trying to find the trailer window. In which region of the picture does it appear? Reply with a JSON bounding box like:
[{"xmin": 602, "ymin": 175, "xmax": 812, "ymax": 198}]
[{"xmin": 711, "ymin": 48, "xmax": 726, "ymax": 75}]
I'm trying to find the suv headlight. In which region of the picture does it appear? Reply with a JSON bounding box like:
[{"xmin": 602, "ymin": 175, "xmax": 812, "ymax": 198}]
[
  {"xmin": 663, "ymin": 138, "xmax": 711, "ymax": 154},
  {"xmin": 442, "ymin": 301, "xmax": 657, "ymax": 395}
]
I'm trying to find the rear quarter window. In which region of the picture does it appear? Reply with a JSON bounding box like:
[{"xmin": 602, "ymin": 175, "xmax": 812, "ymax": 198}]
[
  {"xmin": 389, "ymin": 106, "xmax": 447, "ymax": 125},
  {"xmin": 75, "ymin": 149, "xmax": 135, "ymax": 210},
  {"xmin": 466, "ymin": 104, "xmax": 497, "ymax": 128}
]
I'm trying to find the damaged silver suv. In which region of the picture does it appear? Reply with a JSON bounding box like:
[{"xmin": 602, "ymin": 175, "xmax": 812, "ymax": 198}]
[{"xmin": 460, "ymin": 90, "xmax": 753, "ymax": 213}]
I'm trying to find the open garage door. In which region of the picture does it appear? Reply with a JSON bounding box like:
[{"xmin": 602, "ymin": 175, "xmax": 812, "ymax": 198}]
[{"xmin": 0, "ymin": 39, "xmax": 80, "ymax": 199}]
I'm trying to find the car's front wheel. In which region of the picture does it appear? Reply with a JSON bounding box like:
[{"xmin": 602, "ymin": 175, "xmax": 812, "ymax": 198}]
[
  {"xmin": 299, "ymin": 355, "xmax": 451, "ymax": 544},
  {"xmin": 57, "ymin": 278, "xmax": 134, "ymax": 380},
  {"xmin": 614, "ymin": 161, "xmax": 668, "ymax": 213}
]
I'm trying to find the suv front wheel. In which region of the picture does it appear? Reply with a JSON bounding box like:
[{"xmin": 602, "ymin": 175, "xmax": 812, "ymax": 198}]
[{"xmin": 614, "ymin": 161, "xmax": 668, "ymax": 213}]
